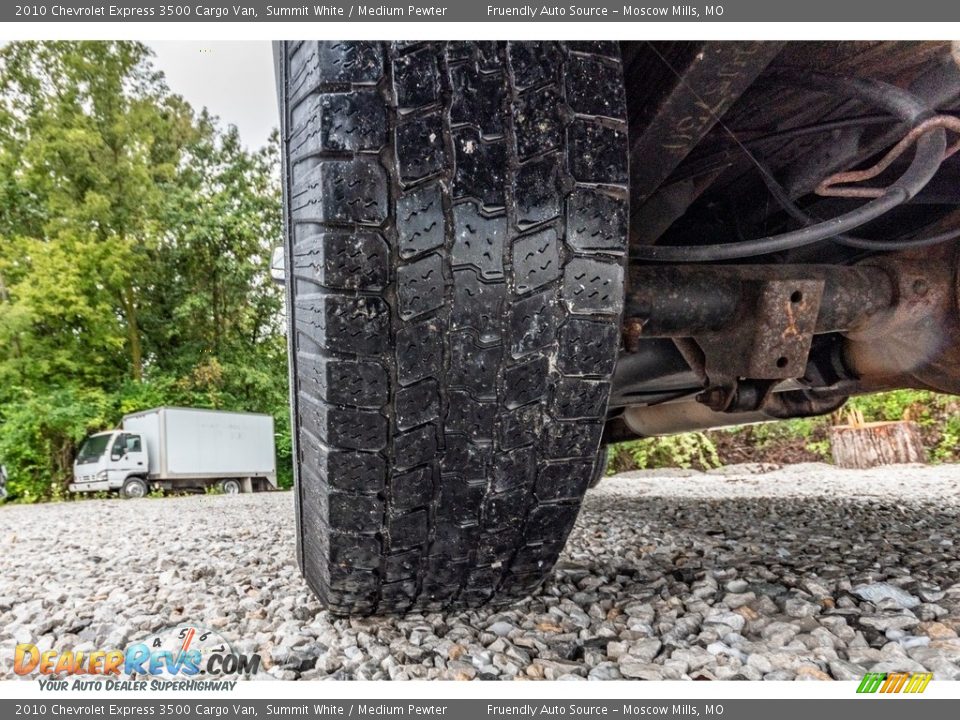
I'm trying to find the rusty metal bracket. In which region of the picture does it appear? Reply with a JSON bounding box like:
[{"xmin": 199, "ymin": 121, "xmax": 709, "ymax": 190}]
[
  {"xmin": 749, "ymin": 280, "xmax": 824, "ymax": 378},
  {"xmin": 697, "ymin": 278, "xmax": 824, "ymax": 385},
  {"xmin": 620, "ymin": 264, "xmax": 905, "ymax": 407}
]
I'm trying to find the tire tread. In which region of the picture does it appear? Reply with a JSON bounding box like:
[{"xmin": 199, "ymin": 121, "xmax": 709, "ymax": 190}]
[{"xmin": 282, "ymin": 41, "xmax": 627, "ymax": 613}]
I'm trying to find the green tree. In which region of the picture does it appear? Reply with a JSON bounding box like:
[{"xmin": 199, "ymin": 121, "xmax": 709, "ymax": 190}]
[
  {"xmin": 0, "ymin": 41, "xmax": 200, "ymax": 389},
  {"xmin": 0, "ymin": 41, "xmax": 290, "ymax": 501}
]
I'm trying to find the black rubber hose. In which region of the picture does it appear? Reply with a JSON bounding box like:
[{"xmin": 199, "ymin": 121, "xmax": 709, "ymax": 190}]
[
  {"xmin": 631, "ymin": 70, "xmax": 948, "ymax": 262},
  {"xmin": 835, "ymin": 225, "xmax": 960, "ymax": 250},
  {"xmin": 736, "ymin": 115, "xmax": 896, "ymax": 146},
  {"xmin": 630, "ymin": 189, "xmax": 909, "ymax": 261},
  {"xmin": 755, "ymin": 156, "xmax": 960, "ymax": 251}
]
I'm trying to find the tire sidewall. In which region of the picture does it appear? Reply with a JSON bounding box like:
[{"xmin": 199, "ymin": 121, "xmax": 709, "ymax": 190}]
[{"xmin": 589, "ymin": 449, "xmax": 610, "ymax": 489}]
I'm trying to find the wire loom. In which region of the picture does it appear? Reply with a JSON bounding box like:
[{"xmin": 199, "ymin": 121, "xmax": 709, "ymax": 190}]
[{"xmin": 632, "ymin": 70, "xmax": 955, "ymax": 262}]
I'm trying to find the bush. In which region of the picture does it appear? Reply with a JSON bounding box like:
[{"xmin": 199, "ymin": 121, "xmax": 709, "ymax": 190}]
[
  {"xmin": 0, "ymin": 386, "xmax": 112, "ymax": 502},
  {"xmin": 0, "ymin": 377, "xmax": 294, "ymax": 502},
  {"xmin": 606, "ymin": 389, "xmax": 960, "ymax": 473},
  {"xmin": 608, "ymin": 432, "xmax": 720, "ymax": 474}
]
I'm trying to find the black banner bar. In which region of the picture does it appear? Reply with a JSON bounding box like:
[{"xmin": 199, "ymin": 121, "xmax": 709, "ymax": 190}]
[
  {"xmin": 5, "ymin": 0, "xmax": 960, "ymax": 22},
  {"xmin": 3, "ymin": 699, "xmax": 956, "ymax": 720}
]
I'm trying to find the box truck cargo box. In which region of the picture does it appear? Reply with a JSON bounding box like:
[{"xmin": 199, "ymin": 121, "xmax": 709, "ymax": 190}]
[{"xmin": 71, "ymin": 407, "xmax": 277, "ymax": 498}]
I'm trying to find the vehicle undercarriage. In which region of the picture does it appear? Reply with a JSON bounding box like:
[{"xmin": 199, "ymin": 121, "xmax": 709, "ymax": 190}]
[{"xmin": 612, "ymin": 41, "xmax": 960, "ymax": 442}]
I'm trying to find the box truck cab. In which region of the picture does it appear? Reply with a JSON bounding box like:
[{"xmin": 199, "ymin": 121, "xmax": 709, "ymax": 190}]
[
  {"xmin": 70, "ymin": 407, "xmax": 277, "ymax": 498},
  {"xmin": 72, "ymin": 430, "xmax": 150, "ymax": 497}
]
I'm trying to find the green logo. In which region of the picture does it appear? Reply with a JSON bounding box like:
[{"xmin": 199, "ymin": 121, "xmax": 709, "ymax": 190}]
[{"xmin": 857, "ymin": 672, "xmax": 932, "ymax": 694}]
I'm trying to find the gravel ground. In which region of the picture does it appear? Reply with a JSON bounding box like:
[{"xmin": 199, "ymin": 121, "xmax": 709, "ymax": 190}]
[{"xmin": 2, "ymin": 462, "xmax": 959, "ymax": 681}]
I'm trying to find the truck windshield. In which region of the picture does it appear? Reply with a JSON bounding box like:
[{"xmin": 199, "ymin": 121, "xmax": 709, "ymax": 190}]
[{"xmin": 77, "ymin": 434, "xmax": 112, "ymax": 463}]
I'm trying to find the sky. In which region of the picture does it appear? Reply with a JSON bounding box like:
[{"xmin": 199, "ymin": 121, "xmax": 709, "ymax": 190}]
[{"xmin": 149, "ymin": 41, "xmax": 278, "ymax": 150}]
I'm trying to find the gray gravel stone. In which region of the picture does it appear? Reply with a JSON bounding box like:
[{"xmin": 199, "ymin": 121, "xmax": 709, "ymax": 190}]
[
  {"xmin": 606, "ymin": 640, "xmax": 628, "ymax": 659},
  {"xmin": 746, "ymin": 653, "xmax": 774, "ymax": 673},
  {"xmin": 487, "ymin": 621, "xmax": 514, "ymax": 637},
  {"xmin": 761, "ymin": 621, "xmax": 800, "ymax": 646},
  {"xmin": 724, "ymin": 592, "xmax": 756, "ymax": 609},
  {"xmin": 626, "ymin": 638, "xmax": 662, "ymax": 663},
  {"xmin": 705, "ymin": 609, "xmax": 747, "ymax": 633},
  {"xmin": 853, "ymin": 583, "xmax": 921, "ymax": 609},
  {"xmin": 859, "ymin": 614, "xmax": 921, "ymax": 632},
  {"xmin": 726, "ymin": 579, "xmax": 749, "ymax": 593},
  {"xmin": 785, "ymin": 597, "xmax": 819, "ymax": 619},
  {"xmin": 828, "ymin": 659, "xmax": 868, "ymax": 680},
  {"xmin": 707, "ymin": 641, "xmax": 746, "ymax": 663},
  {"xmin": 1, "ymin": 462, "xmax": 959, "ymax": 681}
]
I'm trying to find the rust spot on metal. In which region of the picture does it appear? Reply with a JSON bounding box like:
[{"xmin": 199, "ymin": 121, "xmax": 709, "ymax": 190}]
[
  {"xmin": 816, "ymin": 114, "xmax": 960, "ymax": 198},
  {"xmin": 622, "ymin": 317, "xmax": 647, "ymax": 354}
]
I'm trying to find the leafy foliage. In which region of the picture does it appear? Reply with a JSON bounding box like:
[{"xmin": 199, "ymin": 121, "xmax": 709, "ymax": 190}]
[
  {"xmin": 0, "ymin": 387, "xmax": 112, "ymax": 502},
  {"xmin": 608, "ymin": 433, "xmax": 721, "ymax": 474},
  {"xmin": 0, "ymin": 42, "xmax": 290, "ymax": 501},
  {"xmin": 845, "ymin": 390, "xmax": 960, "ymax": 462},
  {"xmin": 609, "ymin": 389, "xmax": 960, "ymax": 473}
]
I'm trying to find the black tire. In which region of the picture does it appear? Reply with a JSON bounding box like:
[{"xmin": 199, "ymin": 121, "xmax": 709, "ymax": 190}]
[
  {"xmin": 220, "ymin": 479, "xmax": 242, "ymax": 495},
  {"xmin": 120, "ymin": 477, "xmax": 148, "ymax": 499},
  {"xmin": 589, "ymin": 448, "xmax": 610, "ymax": 489},
  {"xmin": 279, "ymin": 41, "xmax": 628, "ymax": 614}
]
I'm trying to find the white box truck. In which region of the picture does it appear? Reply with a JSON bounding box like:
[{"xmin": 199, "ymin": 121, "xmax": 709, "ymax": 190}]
[{"xmin": 70, "ymin": 407, "xmax": 277, "ymax": 498}]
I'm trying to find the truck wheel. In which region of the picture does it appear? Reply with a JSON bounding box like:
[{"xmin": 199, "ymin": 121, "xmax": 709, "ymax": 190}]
[
  {"xmin": 279, "ymin": 41, "xmax": 628, "ymax": 614},
  {"xmin": 121, "ymin": 477, "xmax": 148, "ymax": 499},
  {"xmin": 220, "ymin": 479, "xmax": 242, "ymax": 495}
]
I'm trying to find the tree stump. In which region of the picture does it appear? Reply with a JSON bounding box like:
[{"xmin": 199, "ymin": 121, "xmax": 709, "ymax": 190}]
[{"xmin": 829, "ymin": 420, "xmax": 927, "ymax": 469}]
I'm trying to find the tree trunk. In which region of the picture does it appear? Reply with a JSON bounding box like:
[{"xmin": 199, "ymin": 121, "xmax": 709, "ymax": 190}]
[
  {"xmin": 830, "ymin": 421, "xmax": 927, "ymax": 469},
  {"xmin": 120, "ymin": 283, "xmax": 143, "ymax": 382}
]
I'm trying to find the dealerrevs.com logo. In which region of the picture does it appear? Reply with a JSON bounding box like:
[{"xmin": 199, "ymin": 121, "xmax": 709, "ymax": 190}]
[{"xmin": 14, "ymin": 625, "xmax": 261, "ymax": 691}]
